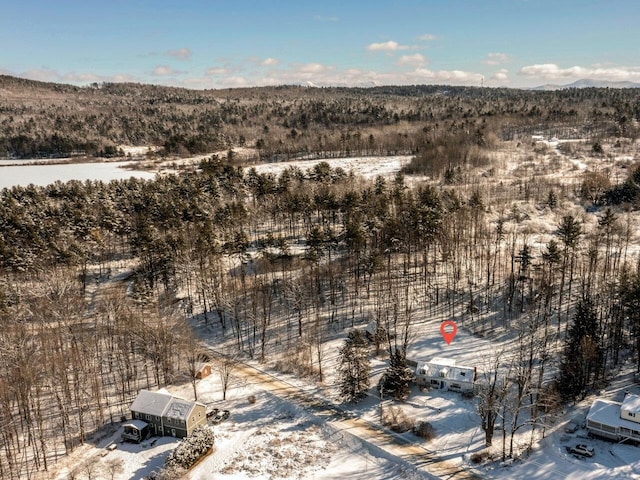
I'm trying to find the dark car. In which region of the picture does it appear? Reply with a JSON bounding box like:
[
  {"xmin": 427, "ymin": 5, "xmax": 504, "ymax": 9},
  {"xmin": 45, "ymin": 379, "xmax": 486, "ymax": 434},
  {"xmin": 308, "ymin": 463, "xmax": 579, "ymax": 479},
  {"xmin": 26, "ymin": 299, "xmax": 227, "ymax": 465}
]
[
  {"xmin": 208, "ymin": 409, "xmax": 230, "ymax": 425},
  {"xmin": 206, "ymin": 408, "xmax": 219, "ymax": 420},
  {"xmin": 564, "ymin": 421, "xmax": 579, "ymax": 433}
]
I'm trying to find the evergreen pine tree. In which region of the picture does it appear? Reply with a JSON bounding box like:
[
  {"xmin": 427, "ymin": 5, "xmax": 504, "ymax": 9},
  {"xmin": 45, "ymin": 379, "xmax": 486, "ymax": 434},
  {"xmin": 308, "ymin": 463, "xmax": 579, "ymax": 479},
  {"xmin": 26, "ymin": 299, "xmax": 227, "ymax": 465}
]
[
  {"xmin": 338, "ymin": 330, "xmax": 371, "ymax": 402},
  {"xmin": 559, "ymin": 297, "xmax": 602, "ymax": 400},
  {"xmin": 380, "ymin": 350, "xmax": 414, "ymax": 401}
]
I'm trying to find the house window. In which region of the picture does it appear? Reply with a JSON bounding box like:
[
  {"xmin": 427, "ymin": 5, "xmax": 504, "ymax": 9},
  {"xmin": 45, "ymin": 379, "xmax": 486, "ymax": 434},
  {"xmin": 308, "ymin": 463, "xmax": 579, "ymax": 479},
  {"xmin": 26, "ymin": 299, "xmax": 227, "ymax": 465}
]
[
  {"xmin": 156, "ymin": 416, "xmax": 160, "ymax": 421},
  {"xmin": 629, "ymin": 412, "xmax": 636, "ymax": 418},
  {"xmin": 134, "ymin": 412, "xmax": 138, "ymax": 419},
  {"xmin": 460, "ymin": 372, "xmax": 466, "ymax": 377},
  {"xmin": 430, "ymin": 380, "xmax": 439, "ymax": 386},
  {"xmin": 451, "ymin": 383, "xmax": 461, "ymax": 389},
  {"xmin": 145, "ymin": 414, "xmax": 151, "ymax": 421}
]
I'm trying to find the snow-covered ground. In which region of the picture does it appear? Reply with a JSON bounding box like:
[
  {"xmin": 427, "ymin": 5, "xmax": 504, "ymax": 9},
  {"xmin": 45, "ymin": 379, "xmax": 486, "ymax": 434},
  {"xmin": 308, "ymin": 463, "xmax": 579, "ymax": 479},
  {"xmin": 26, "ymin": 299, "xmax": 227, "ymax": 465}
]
[
  {"xmin": 39, "ymin": 137, "xmax": 640, "ymax": 479},
  {"xmin": 118, "ymin": 145, "xmax": 162, "ymax": 157},
  {"xmin": 0, "ymin": 160, "xmax": 156, "ymax": 189},
  {"xmin": 248, "ymin": 155, "xmax": 413, "ymax": 179},
  {"xmin": 43, "ymin": 358, "xmax": 432, "ymax": 480}
]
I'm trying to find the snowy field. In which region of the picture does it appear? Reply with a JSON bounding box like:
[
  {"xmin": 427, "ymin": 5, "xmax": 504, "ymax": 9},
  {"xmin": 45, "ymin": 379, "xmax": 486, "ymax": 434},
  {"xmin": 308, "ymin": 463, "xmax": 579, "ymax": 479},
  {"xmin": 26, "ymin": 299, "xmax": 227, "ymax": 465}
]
[
  {"xmin": 0, "ymin": 152, "xmax": 412, "ymax": 189},
  {"xmin": 0, "ymin": 160, "xmax": 155, "ymax": 189},
  {"xmin": 248, "ymin": 155, "xmax": 414, "ymax": 179}
]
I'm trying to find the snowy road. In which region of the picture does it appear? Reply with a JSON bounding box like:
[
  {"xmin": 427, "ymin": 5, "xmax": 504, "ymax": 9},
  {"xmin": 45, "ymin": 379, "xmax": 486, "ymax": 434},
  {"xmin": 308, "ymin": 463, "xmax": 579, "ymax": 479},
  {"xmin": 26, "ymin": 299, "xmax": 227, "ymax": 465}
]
[{"xmin": 207, "ymin": 349, "xmax": 481, "ymax": 480}]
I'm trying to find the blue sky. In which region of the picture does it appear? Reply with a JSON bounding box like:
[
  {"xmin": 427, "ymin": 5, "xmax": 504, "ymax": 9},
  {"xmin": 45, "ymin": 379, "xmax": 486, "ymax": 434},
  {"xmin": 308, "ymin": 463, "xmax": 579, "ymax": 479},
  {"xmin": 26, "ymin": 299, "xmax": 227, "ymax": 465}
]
[{"xmin": 1, "ymin": 0, "xmax": 639, "ymax": 89}]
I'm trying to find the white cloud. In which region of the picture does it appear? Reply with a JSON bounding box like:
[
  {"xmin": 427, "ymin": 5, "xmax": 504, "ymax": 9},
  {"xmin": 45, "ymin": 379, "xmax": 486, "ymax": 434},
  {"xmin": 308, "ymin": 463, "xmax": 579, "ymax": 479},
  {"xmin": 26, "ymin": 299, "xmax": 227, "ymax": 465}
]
[
  {"xmin": 205, "ymin": 67, "xmax": 230, "ymax": 76},
  {"xmin": 367, "ymin": 41, "xmax": 410, "ymax": 52},
  {"xmin": 152, "ymin": 65, "xmax": 181, "ymax": 76},
  {"xmin": 414, "ymin": 68, "xmax": 484, "ymax": 84},
  {"xmin": 62, "ymin": 72, "xmax": 102, "ymax": 82},
  {"xmin": 491, "ymin": 69, "xmax": 509, "ymax": 82},
  {"xmin": 21, "ymin": 68, "xmax": 61, "ymax": 82},
  {"xmin": 261, "ymin": 57, "xmax": 280, "ymax": 66},
  {"xmin": 110, "ymin": 74, "xmax": 137, "ymax": 83},
  {"xmin": 15, "ymin": 68, "xmax": 137, "ymax": 84},
  {"xmin": 220, "ymin": 76, "xmax": 248, "ymax": 87},
  {"xmin": 418, "ymin": 34, "xmax": 436, "ymax": 41},
  {"xmin": 165, "ymin": 48, "xmax": 191, "ymax": 61},
  {"xmin": 397, "ymin": 54, "xmax": 427, "ymax": 67},
  {"xmin": 297, "ymin": 63, "xmax": 330, "ymax": 74},
  {"xmin": 176, "ymin": 61, "xmax": 488, "ymax": 89},
  {"xmin": 484, "ymin": 52, "xmax": 509, "ymax": 65},
  {"xmin": 518, "ymin": 63, "xmax": 640, "ymax": 81}
]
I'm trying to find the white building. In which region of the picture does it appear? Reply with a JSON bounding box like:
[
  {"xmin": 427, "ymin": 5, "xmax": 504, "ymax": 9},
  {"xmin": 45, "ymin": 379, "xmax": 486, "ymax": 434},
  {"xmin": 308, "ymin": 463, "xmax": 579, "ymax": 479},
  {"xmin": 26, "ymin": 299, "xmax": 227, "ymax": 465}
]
[
  {"xmin": 414, "ymin": 357, "xmax": 476, "ymax": 393},
  {"xmin": 586, "ymin": 393, "xmax": 640, "ymax": 443}
]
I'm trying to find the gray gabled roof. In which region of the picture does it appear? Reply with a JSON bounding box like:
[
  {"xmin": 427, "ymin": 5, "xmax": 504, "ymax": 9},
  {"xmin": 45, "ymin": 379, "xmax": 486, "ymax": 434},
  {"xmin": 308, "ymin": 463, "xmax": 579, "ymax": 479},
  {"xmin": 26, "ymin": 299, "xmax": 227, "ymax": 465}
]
[{"xmin": 130, "ymin": 390, "xmax": 173, "ymax": 417}]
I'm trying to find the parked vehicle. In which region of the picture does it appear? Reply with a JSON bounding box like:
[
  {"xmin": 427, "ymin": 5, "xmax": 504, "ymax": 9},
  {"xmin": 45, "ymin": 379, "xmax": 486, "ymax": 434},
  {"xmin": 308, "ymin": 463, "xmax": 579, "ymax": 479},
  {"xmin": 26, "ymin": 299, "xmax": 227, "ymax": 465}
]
[
  {"xmin": 208, "ymin": 409, "xmax": 230, "ymax": 425},
  {"xmin": 566, "ymin": 444, "xmax": 595, "ymax": 457},
  {"xmin": 564, "ymin": 421, "xmax": 579, "ymax": 433},
  {"xmin": 206, "ymin": 408, "xmax": 219, "ymax": 420}
]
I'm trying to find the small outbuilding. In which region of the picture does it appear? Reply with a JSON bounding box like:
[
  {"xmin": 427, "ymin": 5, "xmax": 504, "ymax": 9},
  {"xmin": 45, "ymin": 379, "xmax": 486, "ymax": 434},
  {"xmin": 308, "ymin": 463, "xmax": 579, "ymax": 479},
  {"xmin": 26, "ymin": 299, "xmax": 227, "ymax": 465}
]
[{"xmin": 196, "ymin": 362, "xmax": 213, "ymax": 379}]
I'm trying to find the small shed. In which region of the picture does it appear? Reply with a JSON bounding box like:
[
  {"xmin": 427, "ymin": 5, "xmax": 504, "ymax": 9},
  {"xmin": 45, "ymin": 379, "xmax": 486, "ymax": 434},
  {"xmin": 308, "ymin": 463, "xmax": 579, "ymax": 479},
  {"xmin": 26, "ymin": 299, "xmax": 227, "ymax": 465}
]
[{"xmin": 196, "ymin": 362, "xmax": 213, "ymax": 379}]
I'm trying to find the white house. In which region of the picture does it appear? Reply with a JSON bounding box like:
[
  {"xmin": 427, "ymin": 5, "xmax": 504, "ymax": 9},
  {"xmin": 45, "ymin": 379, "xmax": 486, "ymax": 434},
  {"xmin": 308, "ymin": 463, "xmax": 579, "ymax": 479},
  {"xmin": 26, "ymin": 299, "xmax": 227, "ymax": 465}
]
[
  {"xmin": 414, "ymin": 357, "xmax": 476, "ymax": 393},
  {"xmin": 586, "ymin": 393, "xmax": 640, "ymax": 443}
]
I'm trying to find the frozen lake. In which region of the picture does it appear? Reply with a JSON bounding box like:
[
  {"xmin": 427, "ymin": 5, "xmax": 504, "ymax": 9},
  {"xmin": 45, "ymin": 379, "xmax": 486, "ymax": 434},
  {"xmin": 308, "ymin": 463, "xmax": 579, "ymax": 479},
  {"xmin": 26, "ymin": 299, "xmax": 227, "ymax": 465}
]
[{"xmin": 0, "ymin": 161, "xmax": 156, "ymax": 189}]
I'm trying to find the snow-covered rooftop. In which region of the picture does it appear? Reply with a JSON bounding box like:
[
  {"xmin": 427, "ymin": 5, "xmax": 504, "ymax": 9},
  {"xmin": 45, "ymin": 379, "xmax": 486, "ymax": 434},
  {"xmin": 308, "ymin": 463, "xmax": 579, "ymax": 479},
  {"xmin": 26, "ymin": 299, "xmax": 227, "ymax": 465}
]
[
  {"xmin": 415, "ymin": 358, "xmax": 475, "ymax": 383},
  {"xmin": 430, "ymin": 357, "xmax": 456, "ymax": 367},
  {"xmin": 622, "ymin": 393, "xmax": 640, "ymax": 414},
  {"xmin": 164, "ymin": 398, "xmax": 195, "ymax": 421},
  {"xmin": 130, "ymin": 390, "xmax": 173, "ymax": 417},
  {"xmin": 587, "ymin": 399, "xmax": 640, "ymax": 431},
  {"xmin": 122, "ymin": 419, "xmax": 148, "ymax": 430}
]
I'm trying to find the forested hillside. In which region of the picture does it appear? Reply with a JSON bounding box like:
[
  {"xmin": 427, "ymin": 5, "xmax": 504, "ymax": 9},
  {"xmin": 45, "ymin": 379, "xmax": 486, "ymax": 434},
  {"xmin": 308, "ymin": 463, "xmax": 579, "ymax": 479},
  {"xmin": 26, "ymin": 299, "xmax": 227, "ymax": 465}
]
[
  {"xmin": 2, "ymin": 74, "xmax": 639, "ymax": 161},
  {"xmin": 1, "ymin": 76, "xmax": 640, "ymax": 478}
]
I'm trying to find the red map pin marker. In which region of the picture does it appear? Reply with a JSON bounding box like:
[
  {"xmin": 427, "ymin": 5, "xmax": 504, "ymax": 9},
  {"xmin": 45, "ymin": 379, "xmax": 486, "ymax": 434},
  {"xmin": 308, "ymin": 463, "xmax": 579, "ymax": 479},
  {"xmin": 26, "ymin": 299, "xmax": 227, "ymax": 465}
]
[{"xmin": 440, "ymin": 320, "xmax": 457, "ymax": 345}]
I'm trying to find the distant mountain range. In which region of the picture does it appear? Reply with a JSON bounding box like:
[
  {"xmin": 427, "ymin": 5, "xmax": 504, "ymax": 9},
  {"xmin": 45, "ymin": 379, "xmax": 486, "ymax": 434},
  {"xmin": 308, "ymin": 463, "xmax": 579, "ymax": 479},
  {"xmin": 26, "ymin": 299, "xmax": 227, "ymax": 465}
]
[{"xmin": 532, "ymin": 79, "xmax": 640, "ymax": 90}]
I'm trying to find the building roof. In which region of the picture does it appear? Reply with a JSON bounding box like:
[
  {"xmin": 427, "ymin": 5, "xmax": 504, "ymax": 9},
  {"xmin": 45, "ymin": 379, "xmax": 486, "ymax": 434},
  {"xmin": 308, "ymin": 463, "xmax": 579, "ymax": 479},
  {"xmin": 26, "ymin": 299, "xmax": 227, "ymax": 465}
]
[
  {"xmin": 164, "ymin": 397, "xmax": 195, "ymax": 421},
  {"xmin": 130, "ymin": 390, "xmax": 173, "ymax": 417},
  {"xmin": 416, "ymin": 359, "xmax": 475, "ymax": 383},
  {"xmin": 122, "ymin": 419, "xmax": 149, "ymax": 431},
  {"xmin": 587, "ymin": 399, "xmax": 622, "ymax": 425},
  {"xmin": 431, "ymin": 357, "xmax": 457, "ymax": 367},
  {"xmin": 622, "ymin": 393, "xmax": 640, "ymax": 414},
  {"xmin": 587, "ymin": 399, "xmax": 640, "ymax": 431},
  {"xmin": 196, "ymin": 362, "xmax": 211, "ymax": 372}
]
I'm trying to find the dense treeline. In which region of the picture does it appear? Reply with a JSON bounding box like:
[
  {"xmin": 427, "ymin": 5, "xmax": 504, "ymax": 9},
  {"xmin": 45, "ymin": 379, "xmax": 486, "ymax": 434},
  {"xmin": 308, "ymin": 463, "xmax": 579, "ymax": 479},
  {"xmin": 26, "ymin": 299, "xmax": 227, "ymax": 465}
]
[{"xmin": 2, "ymin": 75, "xmax": 639, "ymax": 159}]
